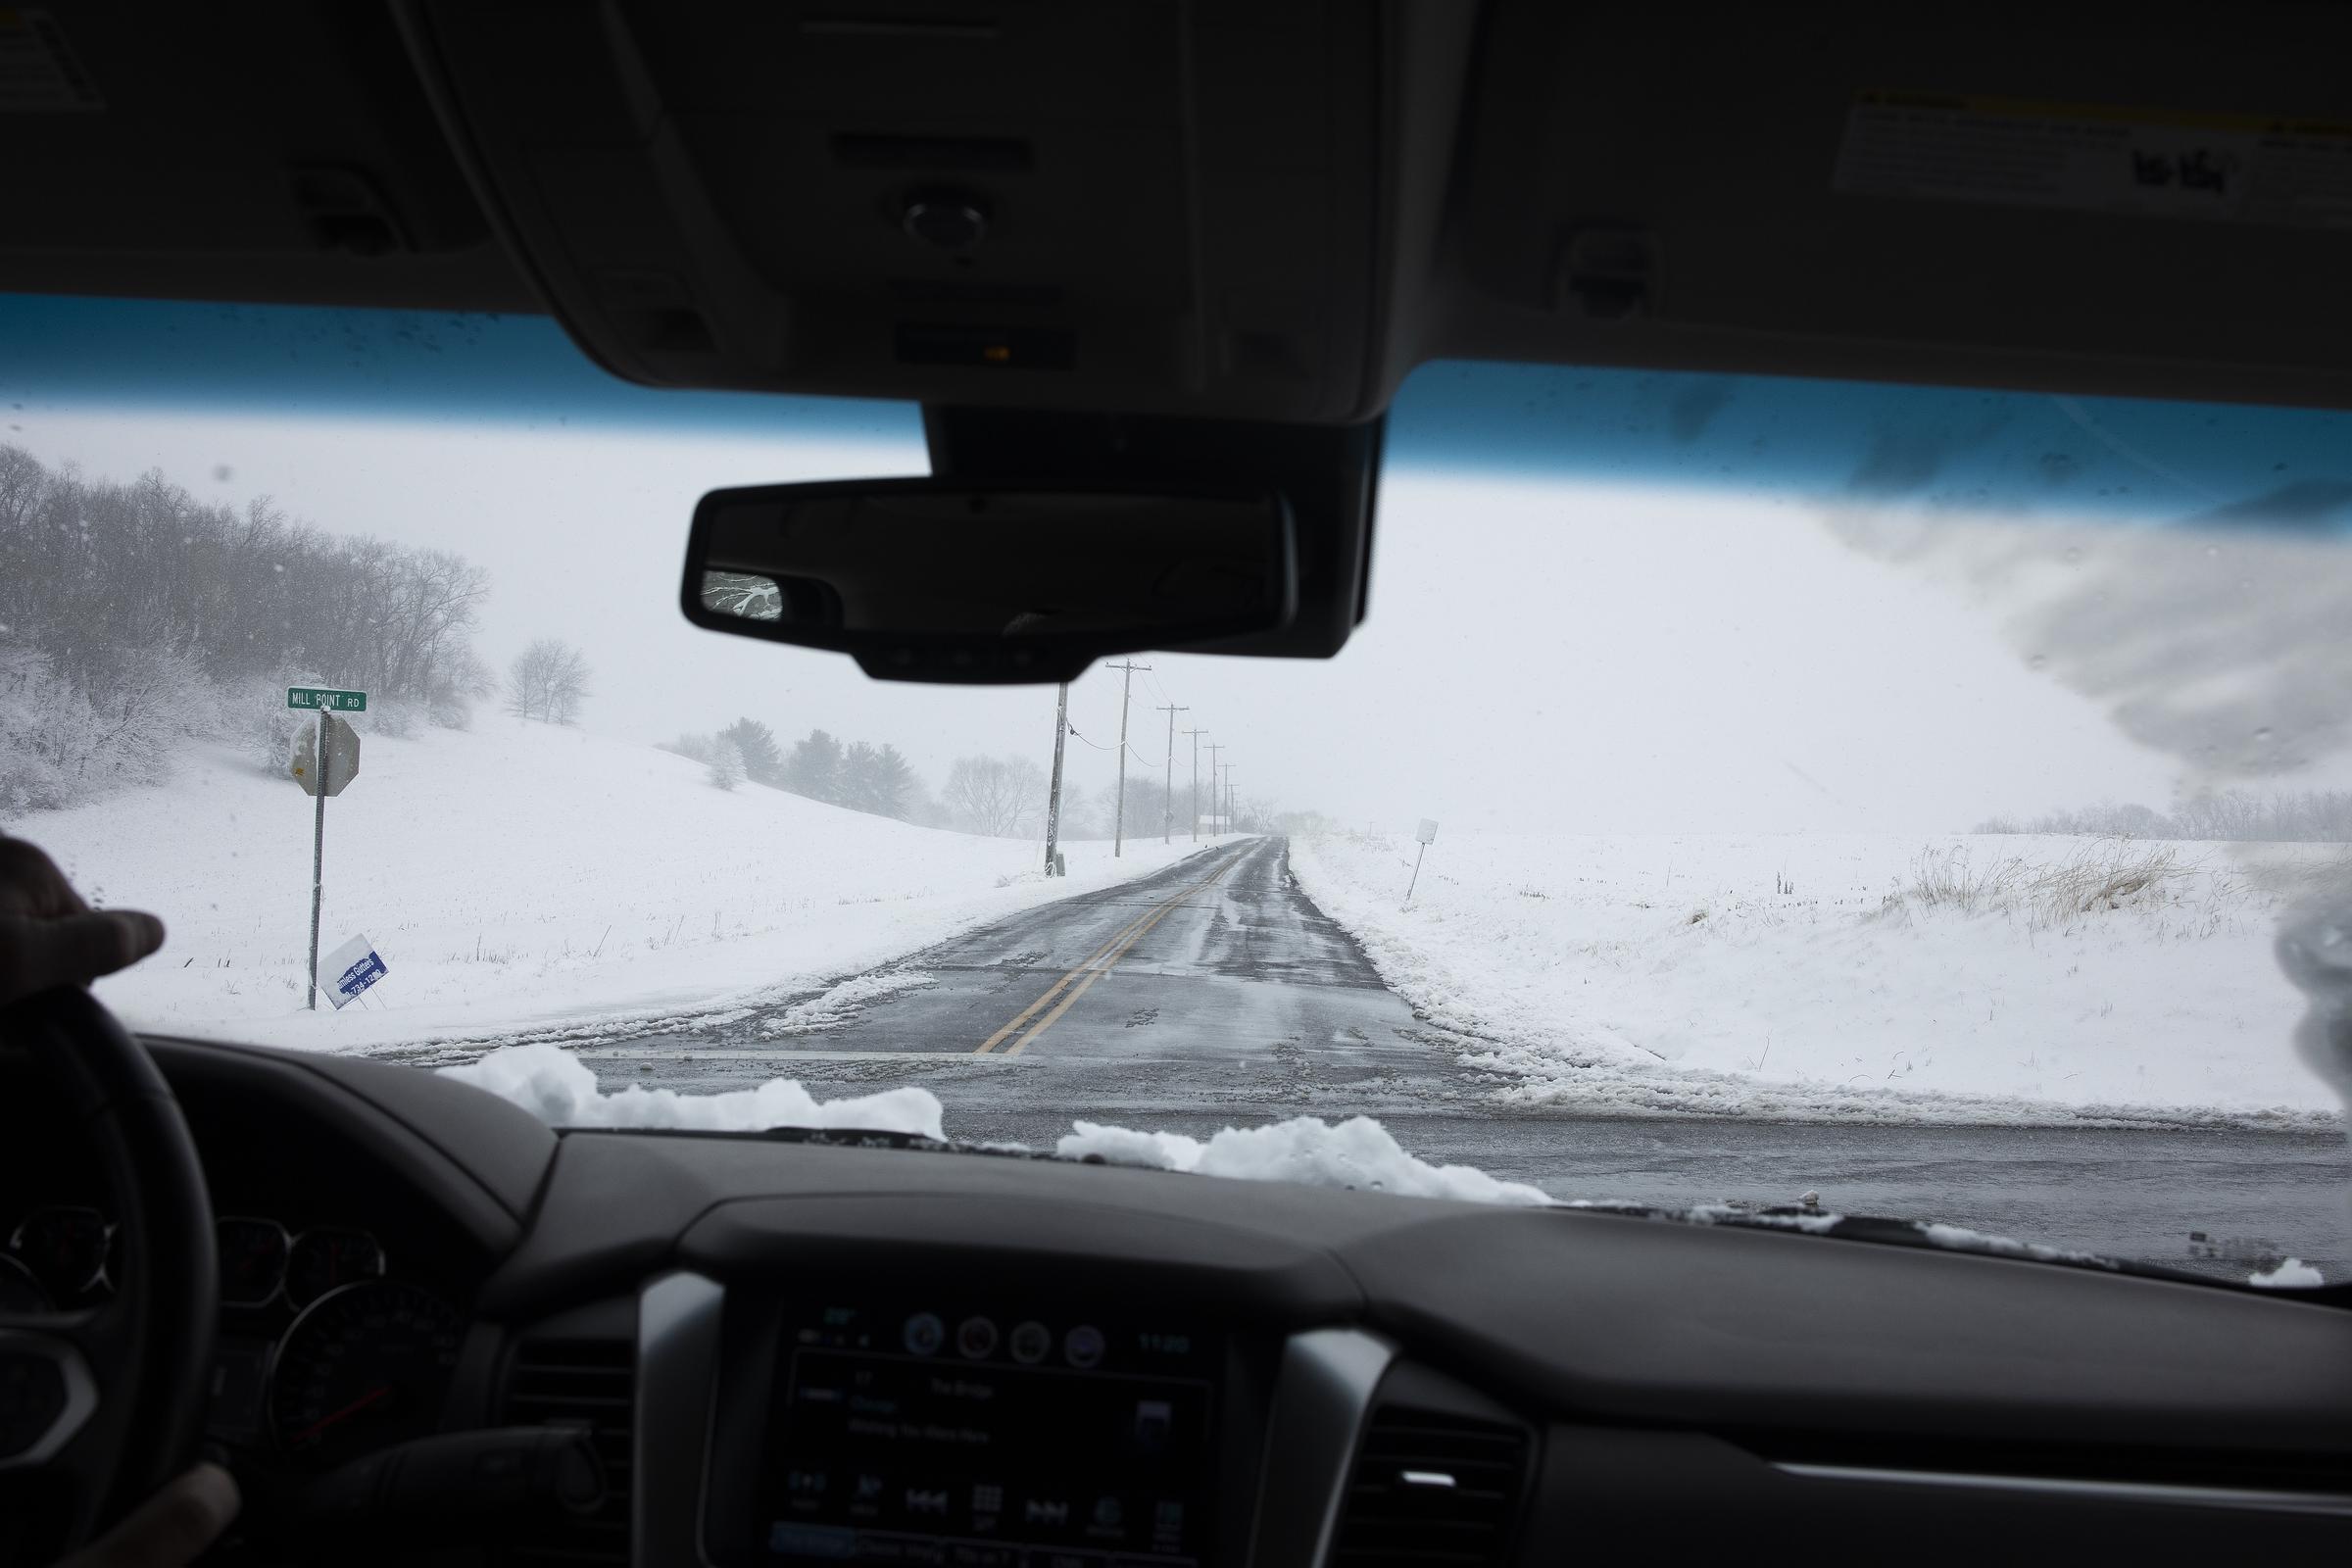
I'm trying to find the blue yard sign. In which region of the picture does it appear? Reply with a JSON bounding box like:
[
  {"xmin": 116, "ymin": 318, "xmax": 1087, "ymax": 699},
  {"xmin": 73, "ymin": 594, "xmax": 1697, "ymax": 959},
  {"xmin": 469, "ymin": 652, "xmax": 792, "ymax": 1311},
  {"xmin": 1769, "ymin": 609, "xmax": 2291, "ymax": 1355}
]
[{"xmin": 318, "ymin": 933, "xmax": 388, "ymax": 1010}]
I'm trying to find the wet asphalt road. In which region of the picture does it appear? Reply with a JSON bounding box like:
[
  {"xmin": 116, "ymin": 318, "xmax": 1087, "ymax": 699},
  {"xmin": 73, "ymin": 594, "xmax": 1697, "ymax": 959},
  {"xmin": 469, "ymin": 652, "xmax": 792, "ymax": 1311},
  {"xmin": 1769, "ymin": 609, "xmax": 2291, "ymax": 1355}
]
[{"xmin": 581, "ymin": 837, "xmax": 2352, "ymax": 1281}]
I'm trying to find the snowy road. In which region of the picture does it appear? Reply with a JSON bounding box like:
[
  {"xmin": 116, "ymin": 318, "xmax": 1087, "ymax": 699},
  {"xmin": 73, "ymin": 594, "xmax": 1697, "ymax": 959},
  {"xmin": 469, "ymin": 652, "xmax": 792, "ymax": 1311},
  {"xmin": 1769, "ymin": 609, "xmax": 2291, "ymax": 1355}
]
[{"xmin": 579, "ymin": 836, "xmax": 2352, "ymax": 1281}]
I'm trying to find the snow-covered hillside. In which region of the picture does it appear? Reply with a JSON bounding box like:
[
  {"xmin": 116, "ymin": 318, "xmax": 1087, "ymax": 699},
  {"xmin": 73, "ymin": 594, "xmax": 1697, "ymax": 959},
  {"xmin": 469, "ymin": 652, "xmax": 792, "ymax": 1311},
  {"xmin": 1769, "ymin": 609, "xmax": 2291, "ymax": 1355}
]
[
  {"xmin": 20, "ymin": 720, "xmax": 1196, "ymax": 1052},
  {"xmin": 1290, "ymin": 829, "xmax": 2347, "ymax": 1127}
]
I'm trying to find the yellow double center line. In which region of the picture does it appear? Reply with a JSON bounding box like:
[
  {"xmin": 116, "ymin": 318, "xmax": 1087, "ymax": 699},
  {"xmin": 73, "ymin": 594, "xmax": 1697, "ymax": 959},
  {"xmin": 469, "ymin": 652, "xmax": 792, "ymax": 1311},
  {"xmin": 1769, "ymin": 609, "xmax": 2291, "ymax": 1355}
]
[{"xmin": 974, "ymin": 853, "xmax": 1242, "ymax": 1055}]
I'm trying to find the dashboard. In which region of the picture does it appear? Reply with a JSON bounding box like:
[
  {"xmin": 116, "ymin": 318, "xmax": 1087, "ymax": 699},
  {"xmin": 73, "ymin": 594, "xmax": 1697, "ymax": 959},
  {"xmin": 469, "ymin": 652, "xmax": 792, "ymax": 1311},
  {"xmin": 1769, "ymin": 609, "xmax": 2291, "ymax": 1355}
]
[
  {"xmin": 1, "ymin": 1201, "xmax": 461, "ymax": 1474},
  {"xmin": 7, "ymin": 1033, "xmax": 2352, "ymax": 1566}
]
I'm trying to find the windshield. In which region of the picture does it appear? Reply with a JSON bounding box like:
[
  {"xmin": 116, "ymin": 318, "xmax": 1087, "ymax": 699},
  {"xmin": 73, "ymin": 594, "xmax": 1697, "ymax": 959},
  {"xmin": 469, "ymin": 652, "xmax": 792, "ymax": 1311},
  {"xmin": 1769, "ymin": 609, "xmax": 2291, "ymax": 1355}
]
[{"xmin": 7, "ymin": 294, "xmax": 2349, "ymax": 1285}]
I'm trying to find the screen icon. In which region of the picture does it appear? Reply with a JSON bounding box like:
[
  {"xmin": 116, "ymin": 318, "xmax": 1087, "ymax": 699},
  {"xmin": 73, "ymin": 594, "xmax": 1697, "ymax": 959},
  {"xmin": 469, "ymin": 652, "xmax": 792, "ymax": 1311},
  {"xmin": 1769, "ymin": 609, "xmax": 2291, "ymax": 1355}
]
[
  {"xmin": 906, "ymin": 1487, "xmax": 948, "ymax": 1515},
  {"xmin": 956, "ymin": 1314, "xmax": 999, "ymax": 1358},
  {"xmin": 1008, "ymin": 1319, "xmax": 1052, "ymax": 1364},
  {"xmin": 1025, "ymin": 1498, "xmax": 1069, "ymax": 1526},
  {"xmin": 1133, "ymin": 1398, "xmax": 1173, "ymax": 1452},
  {"xmin": 1093, "ymin": 1495, "xmax": 1124, "ymax": 1529},
  {"xmin": 972, "ymin": 1483, "xmax": 1004, "ymax": 1515},
  {"xmin": 903, "ymin": 1311, "xmax": 945, "ymax": 1355},
  {"xmin": 1064, "ymin": 1323, "xmax": 1105, "ymax": 1369}
]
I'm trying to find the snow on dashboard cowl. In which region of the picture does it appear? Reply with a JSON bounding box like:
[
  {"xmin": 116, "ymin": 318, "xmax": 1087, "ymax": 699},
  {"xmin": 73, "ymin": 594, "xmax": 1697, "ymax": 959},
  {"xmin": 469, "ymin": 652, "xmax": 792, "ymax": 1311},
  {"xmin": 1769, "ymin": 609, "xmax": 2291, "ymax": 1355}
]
[
  {"xmin": 439, "ymin": 1042, "xmax": 947, "ymax": 1139},
  {"xmin": 1055, "ymin": 1115, "xmax": 1551, "ymax": 1206},
  {"xmin": 437, "ymin": 1043, "xmax": 1555, "ymax": 1207}
]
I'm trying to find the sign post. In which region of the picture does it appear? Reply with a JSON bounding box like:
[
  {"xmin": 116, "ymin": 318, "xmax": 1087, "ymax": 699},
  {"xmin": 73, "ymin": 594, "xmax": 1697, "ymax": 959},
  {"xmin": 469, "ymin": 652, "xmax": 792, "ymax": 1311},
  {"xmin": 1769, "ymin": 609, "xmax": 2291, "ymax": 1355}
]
[
  {"xmin": 288, "ymin": 687, "xmax": 366, "ymax": 1009},
  {"xmin": 1407, "ymin": 818, "xmax": 1439, "ymax": 903}
]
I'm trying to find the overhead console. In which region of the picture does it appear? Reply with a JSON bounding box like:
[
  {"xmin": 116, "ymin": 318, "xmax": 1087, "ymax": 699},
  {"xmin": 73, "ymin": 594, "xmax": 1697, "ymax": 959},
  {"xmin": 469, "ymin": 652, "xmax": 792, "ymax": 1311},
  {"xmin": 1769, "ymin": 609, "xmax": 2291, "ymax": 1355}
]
[{"xmin": 397, "ymin": 0, "xmax": 1473, "ymax": 423}]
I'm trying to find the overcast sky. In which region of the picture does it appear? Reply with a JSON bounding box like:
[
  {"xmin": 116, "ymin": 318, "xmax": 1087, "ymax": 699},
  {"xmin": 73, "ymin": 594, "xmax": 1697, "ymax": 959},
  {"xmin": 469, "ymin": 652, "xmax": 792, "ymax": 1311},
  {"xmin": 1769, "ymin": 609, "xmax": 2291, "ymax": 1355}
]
[{"xmin": 8, "ymin": 405, "xmax": 2241, "ymax": 835}]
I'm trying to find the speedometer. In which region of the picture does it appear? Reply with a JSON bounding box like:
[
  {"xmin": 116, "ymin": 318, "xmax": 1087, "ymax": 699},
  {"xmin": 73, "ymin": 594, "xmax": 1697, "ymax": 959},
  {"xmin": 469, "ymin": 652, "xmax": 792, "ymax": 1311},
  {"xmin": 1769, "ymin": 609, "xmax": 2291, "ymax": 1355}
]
[
  {"xmin": 268, "ymin": 1279, "xmax": 465, "ymax": 1467},
  {"xmin": 285, "ymin": 1226, "xmax": 384, "ymax": 1307}
]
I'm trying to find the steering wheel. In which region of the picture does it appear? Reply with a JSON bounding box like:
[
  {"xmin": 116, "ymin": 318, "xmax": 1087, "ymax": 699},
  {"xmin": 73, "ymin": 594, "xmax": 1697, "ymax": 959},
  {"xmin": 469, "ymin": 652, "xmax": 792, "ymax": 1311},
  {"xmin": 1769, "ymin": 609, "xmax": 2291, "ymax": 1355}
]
[{"xmin": 0, "ymin": 987, "xmax": 218, "ymax": 1561}]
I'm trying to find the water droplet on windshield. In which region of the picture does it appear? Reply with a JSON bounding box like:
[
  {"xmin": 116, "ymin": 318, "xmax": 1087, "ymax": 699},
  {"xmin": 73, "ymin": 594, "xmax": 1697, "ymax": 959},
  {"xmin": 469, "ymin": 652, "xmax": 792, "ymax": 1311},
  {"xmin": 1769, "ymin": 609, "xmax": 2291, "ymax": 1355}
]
[
  {"xmin": 2062, "ymin": 546, "xmax": 2082, "ymax": 564},
  {"xmin": 2255, "ymin": 728, "xmax": 2274, "ymax": 743},
  {"xmin": 2028, "ymin": 654, "xmax": 2047, "ymax": 670}
]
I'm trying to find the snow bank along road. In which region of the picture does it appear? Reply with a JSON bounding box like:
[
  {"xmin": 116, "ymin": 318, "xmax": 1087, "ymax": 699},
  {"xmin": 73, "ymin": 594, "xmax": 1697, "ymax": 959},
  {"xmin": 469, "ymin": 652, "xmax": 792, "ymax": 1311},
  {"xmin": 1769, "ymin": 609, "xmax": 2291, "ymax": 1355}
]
[{"xmin": 556, "ymin": 836, "xmax": 2350, "ymax": 1282}]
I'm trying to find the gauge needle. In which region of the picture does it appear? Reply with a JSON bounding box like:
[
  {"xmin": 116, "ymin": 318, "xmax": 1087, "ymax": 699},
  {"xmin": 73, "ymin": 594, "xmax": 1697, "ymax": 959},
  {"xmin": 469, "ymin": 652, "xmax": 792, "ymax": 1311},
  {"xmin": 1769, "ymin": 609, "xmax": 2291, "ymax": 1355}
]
[{"xmin": 293, "ymin": 1385, "xmax": 391, "ymax": 1444}]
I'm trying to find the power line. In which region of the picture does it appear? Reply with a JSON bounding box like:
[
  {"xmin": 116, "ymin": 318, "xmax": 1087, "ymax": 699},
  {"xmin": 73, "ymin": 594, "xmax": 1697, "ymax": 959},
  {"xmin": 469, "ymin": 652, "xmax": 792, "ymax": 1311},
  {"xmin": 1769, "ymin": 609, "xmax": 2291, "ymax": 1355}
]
[{"xmin": 1066, "ymin": 722, "xmax": 1153, "ymax": 768}]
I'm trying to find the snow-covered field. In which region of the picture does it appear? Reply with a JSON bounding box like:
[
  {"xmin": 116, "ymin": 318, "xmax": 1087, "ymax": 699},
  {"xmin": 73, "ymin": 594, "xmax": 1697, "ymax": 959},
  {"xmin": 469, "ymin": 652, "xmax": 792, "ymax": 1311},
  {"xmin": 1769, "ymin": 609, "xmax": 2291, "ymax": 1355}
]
[
  {"xmin": 20, "ymin": 721, "xmax": 1196, "ymax": 1053},
  {"xmin": 1290, "ymin": 829, "xmax": 2349, "ymax": 1129}
]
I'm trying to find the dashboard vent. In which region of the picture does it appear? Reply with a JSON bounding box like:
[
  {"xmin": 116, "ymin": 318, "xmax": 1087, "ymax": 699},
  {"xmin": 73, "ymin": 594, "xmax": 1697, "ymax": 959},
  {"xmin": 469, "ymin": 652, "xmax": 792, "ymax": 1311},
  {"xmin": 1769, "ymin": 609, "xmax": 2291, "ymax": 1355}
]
[
  {"xmin": 502, "ymin": 1337, "xmax": 634, "ymax": 1565},
  {"xmin": 1330, "ymin": 1405, "xmax": 1530, "ymax": 1567}
]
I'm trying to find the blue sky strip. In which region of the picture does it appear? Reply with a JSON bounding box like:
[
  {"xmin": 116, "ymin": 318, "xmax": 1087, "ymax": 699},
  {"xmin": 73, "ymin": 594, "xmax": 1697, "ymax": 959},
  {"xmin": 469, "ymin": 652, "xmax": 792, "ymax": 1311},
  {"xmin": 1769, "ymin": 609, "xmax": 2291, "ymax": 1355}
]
[{"xmin": 4, "ymin": 293, "xmax": 2347, "ymax": 532}]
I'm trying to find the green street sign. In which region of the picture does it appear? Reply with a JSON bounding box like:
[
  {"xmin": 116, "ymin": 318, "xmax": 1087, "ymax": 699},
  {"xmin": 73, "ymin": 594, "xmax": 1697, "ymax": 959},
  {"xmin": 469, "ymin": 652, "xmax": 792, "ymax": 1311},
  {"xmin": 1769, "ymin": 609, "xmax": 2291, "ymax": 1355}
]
[{"xmin": 287, "ymin": 686, "xmax": 367, "ymax": 712}]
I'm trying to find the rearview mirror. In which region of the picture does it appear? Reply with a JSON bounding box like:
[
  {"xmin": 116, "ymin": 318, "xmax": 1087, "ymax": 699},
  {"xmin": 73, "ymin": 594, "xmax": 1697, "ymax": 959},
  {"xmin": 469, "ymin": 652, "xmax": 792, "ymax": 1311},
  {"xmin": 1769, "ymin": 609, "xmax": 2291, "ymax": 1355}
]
[{"xmin": 681, "ymin": 479, "xmax": 1297, "ymax": 682}]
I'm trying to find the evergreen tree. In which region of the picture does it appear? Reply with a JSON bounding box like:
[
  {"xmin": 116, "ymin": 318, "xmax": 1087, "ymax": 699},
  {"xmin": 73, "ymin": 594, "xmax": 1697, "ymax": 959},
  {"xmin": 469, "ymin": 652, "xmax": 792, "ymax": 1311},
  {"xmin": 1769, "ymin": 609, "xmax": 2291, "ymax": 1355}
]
[
  {"xmin": 783, "ymin": 728, "xmax": 845, "ymax": 804},
  {"xmin": 721, "ymin": 717, "xmax": 782, "ymax": 786}
]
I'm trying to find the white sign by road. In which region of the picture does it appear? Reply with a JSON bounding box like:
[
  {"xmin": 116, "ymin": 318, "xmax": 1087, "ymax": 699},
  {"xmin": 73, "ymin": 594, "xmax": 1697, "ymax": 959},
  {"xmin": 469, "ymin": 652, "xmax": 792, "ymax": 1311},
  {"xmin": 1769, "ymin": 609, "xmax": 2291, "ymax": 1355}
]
[
  {"xmin": 290, "ymin": 714, "xmax": 361, "ymax": 798},
  {"xmin": 318, "ymin": 933, "xmax": 388, "ymax": 1009},
  {"xmin": 1416, "ymin": 818, "xmax": 1439, "ymax": 845}
]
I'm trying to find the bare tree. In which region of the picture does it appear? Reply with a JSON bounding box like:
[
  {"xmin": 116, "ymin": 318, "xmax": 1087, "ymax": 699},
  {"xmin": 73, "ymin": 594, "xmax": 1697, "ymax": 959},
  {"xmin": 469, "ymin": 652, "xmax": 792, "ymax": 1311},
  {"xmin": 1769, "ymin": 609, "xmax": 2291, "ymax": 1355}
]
[
  {"xmin": 0, "ymin": 444, "xmax": 493, "ymax": 719},
  {"xmin": 1975, "ymin": 788, "xmax": 2352, "ymax": 843},
  {"xmin": 506, "ymin": 639, "xmax": 592, "ymax": 724},
  {"xmin": 701, "ymin": 570, "xmax": 780, "ymax": 621},
  {"xmin": 943, "ymin": 755, "xmax": 1048, "ymax": 837},
  {"xmin": 0, "ymin": 444, "xmax": 502, "ymax": 808}
]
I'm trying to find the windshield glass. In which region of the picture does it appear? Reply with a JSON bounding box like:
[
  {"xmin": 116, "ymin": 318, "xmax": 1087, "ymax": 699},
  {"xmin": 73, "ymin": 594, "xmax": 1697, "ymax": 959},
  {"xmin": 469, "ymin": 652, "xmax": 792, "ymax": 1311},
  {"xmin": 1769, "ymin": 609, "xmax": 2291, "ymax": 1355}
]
[{"xmin": 7, "ymin": 294, "xmax": 2349, "ymax": 1285}]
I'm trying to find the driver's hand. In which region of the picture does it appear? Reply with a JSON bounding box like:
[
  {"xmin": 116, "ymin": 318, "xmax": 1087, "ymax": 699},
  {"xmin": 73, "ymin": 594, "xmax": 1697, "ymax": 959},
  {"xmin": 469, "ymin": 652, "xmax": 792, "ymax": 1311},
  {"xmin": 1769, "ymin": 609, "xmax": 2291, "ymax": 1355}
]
[
  {"xmin": 0, "ymin": 838, "xmax": 165, "ymax": 1009},
  {"xmin": 55, "ymin": 1463, "xmax": 240, "ymax": 1568}
]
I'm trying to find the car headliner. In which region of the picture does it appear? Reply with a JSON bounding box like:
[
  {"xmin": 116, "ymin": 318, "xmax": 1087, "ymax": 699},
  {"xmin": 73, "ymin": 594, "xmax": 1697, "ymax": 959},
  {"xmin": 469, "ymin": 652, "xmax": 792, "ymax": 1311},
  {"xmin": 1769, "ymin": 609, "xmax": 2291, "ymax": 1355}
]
[{"xmin": 4, "ymin": 3, "xmax": 2350, "ymax": 416}]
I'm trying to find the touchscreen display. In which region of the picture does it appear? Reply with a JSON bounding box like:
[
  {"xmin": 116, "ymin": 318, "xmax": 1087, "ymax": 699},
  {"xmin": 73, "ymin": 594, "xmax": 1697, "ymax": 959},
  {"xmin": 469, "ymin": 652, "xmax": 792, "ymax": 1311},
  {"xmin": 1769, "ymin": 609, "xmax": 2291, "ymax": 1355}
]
[{"xmin": 760, "ymin": 1303, "xmax": 1217, "ymax": 1565}]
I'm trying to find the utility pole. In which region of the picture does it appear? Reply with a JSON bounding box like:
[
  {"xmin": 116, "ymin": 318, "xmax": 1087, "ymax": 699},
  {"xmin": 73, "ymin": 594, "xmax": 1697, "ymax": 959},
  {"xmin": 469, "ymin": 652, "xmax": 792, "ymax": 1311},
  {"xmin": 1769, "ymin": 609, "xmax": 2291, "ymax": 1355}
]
[
  {"xmin": 1220, "ymin": 762, "xmax": 1235, "ymax": 836},
  {"xmin": 1157, "ymin": 703, "xmax": 1187, "ymax": 844},
  {"xmin": 1105, "ymin": 660, "xmax": 1151, "ymax": 858},
  {"xmin": 1182, "ymin": 727, "xmax": 1205, "ymax": 842},
  {"xmin": 1044, "ymin": 681, "xmax": 1069, "ymax": 876},
  {"xmin": 1202, "ymin": 743, "xmax": 1225, "ymax": 837}
]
